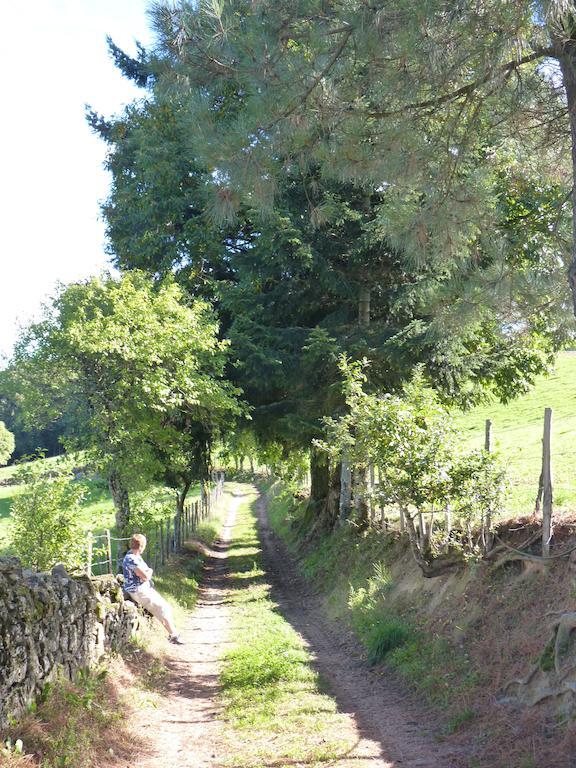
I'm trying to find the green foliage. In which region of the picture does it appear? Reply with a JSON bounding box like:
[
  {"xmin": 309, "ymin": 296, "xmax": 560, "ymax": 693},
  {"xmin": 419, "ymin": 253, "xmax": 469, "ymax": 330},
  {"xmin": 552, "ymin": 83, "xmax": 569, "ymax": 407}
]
[
  {"xmin": 365, "ymin": 619, "xmax": 413, "ymax": 665},
  {"xmin": 388, "ymin": 635, "xmax": 478, "ymax": 709},
  {"xmin": 318, "ymin": 357, "xmax": 508, "ymax": 561},
  {"xmin": 7, "ymin": 272, "xmax": 242, "ymax": 530},
  {"xmin": 93, "ymin": 32, "xmax": 572, "ymax": 478},
  {"xmin": 10, "ymin": 458, "xmax": 85, "ymax": 571},
  {"xmin": 0, "ymin": 420, "xmax": 15, "ymax": 466},
  {"xmin": 129, "ymin": 487, "xmax": 175, "ymax": 530},
  {"xmin": 319, "ymin": 359, "xmax": 457, "ymax": 516},
  {"xmin": 444, "ymin": 708, "xmax": 475, "ymax": 734},
  {"xmin": 450, "ymin": 449, "xmax": 507, "ymax": 538},
  {"xmin": 145, "ymin": 0, "xmax": 572, "ymax": 350}
]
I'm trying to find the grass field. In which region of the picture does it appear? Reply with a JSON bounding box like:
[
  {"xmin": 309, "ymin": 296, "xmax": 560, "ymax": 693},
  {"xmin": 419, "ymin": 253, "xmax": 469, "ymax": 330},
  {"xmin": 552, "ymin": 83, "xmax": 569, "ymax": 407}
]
[{"xmin": 455, "ymin": 350, "xmax": 576, "ymax": 516}]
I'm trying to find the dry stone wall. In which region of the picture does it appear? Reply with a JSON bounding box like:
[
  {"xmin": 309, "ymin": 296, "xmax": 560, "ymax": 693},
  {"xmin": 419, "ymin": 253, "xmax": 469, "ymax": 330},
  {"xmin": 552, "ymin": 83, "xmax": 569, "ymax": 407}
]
[{"xmin": 0, "ymin": 557, "xmax": 141, "ymax": 727}]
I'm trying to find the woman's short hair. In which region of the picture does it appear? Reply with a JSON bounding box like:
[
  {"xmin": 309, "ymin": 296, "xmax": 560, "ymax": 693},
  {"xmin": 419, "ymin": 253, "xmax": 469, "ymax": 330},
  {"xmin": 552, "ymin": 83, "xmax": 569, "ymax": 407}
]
[{"xmin": 130, "ymin": 533, "xmax": 147, "ymax": 551}]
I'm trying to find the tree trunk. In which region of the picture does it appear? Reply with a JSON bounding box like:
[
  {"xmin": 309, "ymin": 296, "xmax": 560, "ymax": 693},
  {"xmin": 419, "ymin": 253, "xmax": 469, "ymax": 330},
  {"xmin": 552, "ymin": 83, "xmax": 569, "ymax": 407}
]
[
  {"xmin": 339, "ymin": 452, "xmax": 352, "ymax": 523},
  {"xmin": 541, "ymin": 407, "xmax": 553, "ymax": 557},
  {"xmin": 558, "ymin": 46, "xmax": 576, "ymax": 316},
  {"xmin": 301, "ymin": 447, "xmax": 330, "ymax": 530},
  {"xmin": 358, "ymin": 286, "xmax": 371, "ymax": 326},
  {"xmin": 108, "ymin": 469, "xmax": 131, "ymax": 534},
  {"xmin": 176, "ymin": 481, "xmax": 191, "ymax": 517},
  {"xmin": 323, "ymin": 462, "xmax": 342, "ymax": 530},
  {"xmin": 354, "ymin": 467, "xmax": 370, "ymax": 530}
]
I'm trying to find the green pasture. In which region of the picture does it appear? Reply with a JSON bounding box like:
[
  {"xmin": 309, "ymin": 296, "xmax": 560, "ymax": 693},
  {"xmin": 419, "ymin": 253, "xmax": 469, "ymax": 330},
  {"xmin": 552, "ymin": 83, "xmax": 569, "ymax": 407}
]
[{"xmin": 455, "ymin": 351, "xmax": 576, "ymax": 516}]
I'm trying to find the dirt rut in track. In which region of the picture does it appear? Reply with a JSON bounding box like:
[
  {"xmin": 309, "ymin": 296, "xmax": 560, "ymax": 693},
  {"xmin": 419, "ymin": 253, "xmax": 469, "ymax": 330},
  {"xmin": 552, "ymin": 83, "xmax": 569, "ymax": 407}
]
[{"xmin": 255, "ymin": 494, "xmax": 469, "ymax": 768}]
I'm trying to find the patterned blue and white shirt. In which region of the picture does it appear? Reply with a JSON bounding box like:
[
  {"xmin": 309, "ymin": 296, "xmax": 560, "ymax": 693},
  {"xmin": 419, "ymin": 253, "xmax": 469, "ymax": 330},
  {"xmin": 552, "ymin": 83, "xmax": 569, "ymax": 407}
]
[{"xmin": 123, "ymin": 551, "xmax": 148, "ymax": 593}]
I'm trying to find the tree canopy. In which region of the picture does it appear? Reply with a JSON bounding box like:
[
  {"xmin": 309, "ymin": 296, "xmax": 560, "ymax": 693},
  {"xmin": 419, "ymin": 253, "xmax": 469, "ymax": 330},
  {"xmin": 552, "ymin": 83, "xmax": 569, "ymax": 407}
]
[
  {"xmin": 143, "ymin": 0, "xmax": 576, "ymax": 315},
  {"xmin": 83, "ymin": 1, "xmax": 576, "ymax": 531},
  {"xmin": 7, "ymin": 272, "xmax": 242, "ymax": 531}
]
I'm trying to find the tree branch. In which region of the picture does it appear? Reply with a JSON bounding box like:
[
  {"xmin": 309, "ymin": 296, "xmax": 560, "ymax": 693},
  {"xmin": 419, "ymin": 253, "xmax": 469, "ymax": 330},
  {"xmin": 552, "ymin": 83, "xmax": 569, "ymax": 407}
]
[
  {"xmin": 267, "ymin": 27, "xmax": 354, "ymax": 129},
  {"xmin": 367, "ymin": 48, "xmax": 554, "ymax": 119}
]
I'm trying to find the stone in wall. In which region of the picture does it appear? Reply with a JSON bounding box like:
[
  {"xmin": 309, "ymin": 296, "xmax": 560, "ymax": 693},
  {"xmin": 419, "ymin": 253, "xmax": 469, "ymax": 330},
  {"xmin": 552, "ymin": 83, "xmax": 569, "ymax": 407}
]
[{"xmin": 0, "ymin": 557, "xmax": 141, "ymax": 728}]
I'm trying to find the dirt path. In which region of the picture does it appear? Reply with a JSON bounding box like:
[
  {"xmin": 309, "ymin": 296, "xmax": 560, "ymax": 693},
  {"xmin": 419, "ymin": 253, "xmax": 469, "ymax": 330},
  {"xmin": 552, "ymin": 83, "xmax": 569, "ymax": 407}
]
[
  {"xmin": 124, "ymin": 496, "xmax": 239, "ymax": 768},
  {"xmin": 255, "ymin": 494, "xmax": 469, "ymax": 768},
  {"xmin": 121, "ymin": 488, "xmax": 468, "ymax": 768}
]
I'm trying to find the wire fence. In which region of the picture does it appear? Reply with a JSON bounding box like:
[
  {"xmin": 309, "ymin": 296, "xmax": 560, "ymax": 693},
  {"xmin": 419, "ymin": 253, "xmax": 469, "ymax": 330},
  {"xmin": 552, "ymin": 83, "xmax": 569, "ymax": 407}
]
[{"xmin": 86, "ymin": 471, "xmax": 225, "ymax": 576}]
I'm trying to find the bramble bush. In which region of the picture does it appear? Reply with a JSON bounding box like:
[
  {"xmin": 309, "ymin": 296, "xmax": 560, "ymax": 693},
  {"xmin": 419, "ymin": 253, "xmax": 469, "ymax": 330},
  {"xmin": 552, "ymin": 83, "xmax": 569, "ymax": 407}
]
[{"xmin": 317, "ymin": 357, "xmax": 507, "ymax": 569}]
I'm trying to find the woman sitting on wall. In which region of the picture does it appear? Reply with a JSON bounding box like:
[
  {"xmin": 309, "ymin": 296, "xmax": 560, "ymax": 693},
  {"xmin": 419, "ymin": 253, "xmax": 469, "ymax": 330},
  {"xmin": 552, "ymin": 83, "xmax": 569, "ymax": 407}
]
[{"xmin": 122, "ymin": 533, "xmax": 184, "ymax": 645}]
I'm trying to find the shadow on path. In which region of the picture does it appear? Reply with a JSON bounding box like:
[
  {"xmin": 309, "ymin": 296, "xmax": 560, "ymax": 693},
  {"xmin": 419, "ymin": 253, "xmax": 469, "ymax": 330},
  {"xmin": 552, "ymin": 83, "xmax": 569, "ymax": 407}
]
[{"xmin": 253, "ymin": 492, "xmax": 470, "ymax": 768}]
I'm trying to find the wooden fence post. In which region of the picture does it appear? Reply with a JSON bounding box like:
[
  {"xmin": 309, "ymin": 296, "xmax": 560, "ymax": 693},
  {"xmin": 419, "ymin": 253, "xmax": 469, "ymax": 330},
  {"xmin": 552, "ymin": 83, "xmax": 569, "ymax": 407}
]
[
  {"xmin": 369, "ymin": 464, "xmax": 375, "ymax": 525},
  {"xmin": 86, "ymin": 531, "xmax": 93, "ymax": 577},
  {"xmin": 484, "ymin": 419, "xmax": 492, "ymax": 452},
  {"xmin": 105, "ymin": 529, "xmax": 113, "ymax": 575},
  {"xmin": 153, "ymin": 529, "xmax": 160, "ymax": 572},
  {"xmin": 542, "ymin": 407, "xmax": 553, "ymax": 557},
  {"xmin": 339, "ymin": 453, "xmax": 352, "ymax": 523},
  {"xmin": 483, "ymin": 419, "xmax": 492, "ymax": 553},
  {"xmin": 399, "ymin": 508, "xmax": 406, "ymax": 534}
]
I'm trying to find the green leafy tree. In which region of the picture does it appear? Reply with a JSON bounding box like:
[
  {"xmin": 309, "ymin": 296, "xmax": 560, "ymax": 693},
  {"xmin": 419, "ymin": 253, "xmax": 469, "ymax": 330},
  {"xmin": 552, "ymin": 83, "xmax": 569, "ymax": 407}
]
[
  {"xmin": 0, "ymin": 421, "xmax": 14, "ymax": 466},
  {"xmin": 7, "ymin": 272, "xmax": 242, "ymax": 533},
  {"xmin": 450, "ymin": 449, "xmax": 508, "ymax": 555},
  {"xmin": 10, "ymin": 459, "xmax": 85, "ymax": 571}
]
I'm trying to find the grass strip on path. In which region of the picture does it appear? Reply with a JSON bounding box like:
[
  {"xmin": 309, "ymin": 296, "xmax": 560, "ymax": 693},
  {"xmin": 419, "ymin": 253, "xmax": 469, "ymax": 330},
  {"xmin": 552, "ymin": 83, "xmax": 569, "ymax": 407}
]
[{"xmin": 219, "ymin": 487, "xmax": 365, "ymax": 768}]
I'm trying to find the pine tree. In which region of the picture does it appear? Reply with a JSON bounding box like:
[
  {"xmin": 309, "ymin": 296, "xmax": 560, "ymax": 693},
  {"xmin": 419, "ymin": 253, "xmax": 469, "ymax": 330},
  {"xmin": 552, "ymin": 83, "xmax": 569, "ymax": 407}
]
[{"xmin": 146, "ymin": 1, "xmax": 576, "ymax": 315}]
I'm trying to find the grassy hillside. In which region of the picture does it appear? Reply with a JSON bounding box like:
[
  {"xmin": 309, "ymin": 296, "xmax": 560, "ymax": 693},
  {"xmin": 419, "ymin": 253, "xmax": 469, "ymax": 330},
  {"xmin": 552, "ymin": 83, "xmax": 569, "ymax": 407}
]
[{"xmin": 455, "ymin": 350, "xmax": 576, "ymax": 516}]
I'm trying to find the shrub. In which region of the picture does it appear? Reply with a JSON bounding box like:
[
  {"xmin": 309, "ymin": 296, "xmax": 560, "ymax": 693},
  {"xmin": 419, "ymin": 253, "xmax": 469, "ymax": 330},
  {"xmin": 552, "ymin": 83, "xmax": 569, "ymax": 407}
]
[
  {"xmin": 10, "ymin": 458, "xmax": 85, "ymax": 571},
  {"xmin": 366, "ymin": 618, "xmax": 412, "ymax": 664}
]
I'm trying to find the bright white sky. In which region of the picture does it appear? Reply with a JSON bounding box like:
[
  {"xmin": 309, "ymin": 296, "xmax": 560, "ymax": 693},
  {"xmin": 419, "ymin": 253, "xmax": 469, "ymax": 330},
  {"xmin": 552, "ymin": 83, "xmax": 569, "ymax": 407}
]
[{"xmin": 0, "ymin": 0, "xmax": 154, "ymax": 363}]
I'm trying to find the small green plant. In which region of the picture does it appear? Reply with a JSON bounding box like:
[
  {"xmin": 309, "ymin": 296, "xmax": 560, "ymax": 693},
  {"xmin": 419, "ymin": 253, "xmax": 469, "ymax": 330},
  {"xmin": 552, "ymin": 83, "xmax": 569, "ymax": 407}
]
[
  {"xmin": 444, "ymin": 707, "xmax": 475, "ymax": 734},
  {"xmin": 389, "ymin": 635, "xmax": 478, "ymax": 709},
  {"xmin": 539, "ymin": 638, "xmax": 555, "ymax": 672},
  {"xmin": 64, "ymin": 668, "xmax": 108, "ymax": 711},
  {"xmin": 1, "ymin": 737, "xmax": 24, "ymax": 757},
  {"xmin": 365, "ymin": 619, "xmax": 413, "ymax": 664}
]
